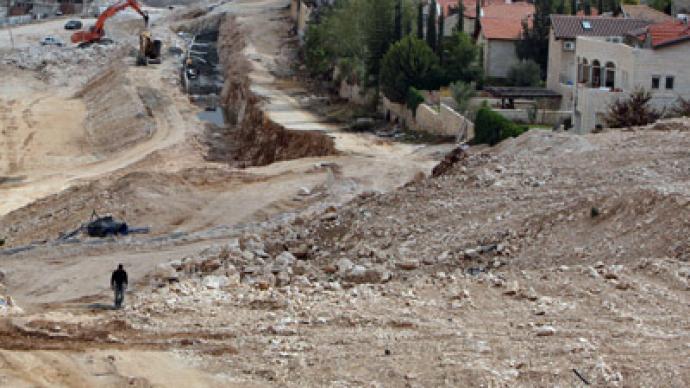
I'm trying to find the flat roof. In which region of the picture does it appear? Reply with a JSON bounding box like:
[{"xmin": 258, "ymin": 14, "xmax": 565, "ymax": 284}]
[{"xmin": 484, "ymin": 87, "xmax": 561, "ymax": 99}]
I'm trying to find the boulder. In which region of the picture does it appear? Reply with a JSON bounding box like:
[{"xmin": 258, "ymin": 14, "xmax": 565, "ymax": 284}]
[
  {"xmin": 335, "ymin": 258, "xmax": 354, "ymax": 274},
  {"xmin": 275, "ymin": 251, "xmax": 297, "ymax": 267},
  {"xmin": 203, "ymin": 275, "xmax": 230, "ymax": 289},
  {"xmin": 343, "ymin": 266, "xmax": 392, "ymax": 284},
  {"xmin": 535, "ymin": 325, "xmax": 556, "ymax": 336},
  {"xmin": 396, "ymin": 259, "xmax": 420, "ymax": 270}
]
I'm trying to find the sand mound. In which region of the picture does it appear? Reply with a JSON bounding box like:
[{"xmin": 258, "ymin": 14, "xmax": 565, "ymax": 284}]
[
  {"xmin": 77, "ymin": 67, "xmax": 156, "ymax": 155},
  {"xmin": 495, "ymin": 129, "xmax": 597, "ymax": 158}
]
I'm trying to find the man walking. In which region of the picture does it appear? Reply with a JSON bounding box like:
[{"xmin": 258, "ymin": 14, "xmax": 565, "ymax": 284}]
[{"xmin": 111, "ymin": 264, "xmax": 128, "ymax": 309}]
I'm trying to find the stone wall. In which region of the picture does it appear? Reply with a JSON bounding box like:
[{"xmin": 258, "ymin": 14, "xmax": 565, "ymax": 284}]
[
  {"xmin": 338, "ymin": 80, "xmax": 376, "ymax": 106},
  {"xmin": 493, "ymin": 109, "xmax": 573, "ymax": 126},
  {"xmin": 483, "ymin": 39, "xmax": 520, "ymax": 79},
  {"xmin": 383, "ymin": 97, "xmax": 474, "ymax": 140}
]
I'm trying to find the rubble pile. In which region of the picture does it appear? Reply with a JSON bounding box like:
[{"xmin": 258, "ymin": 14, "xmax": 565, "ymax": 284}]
[{"xmin": 1, "ymin": 44, "xmax": 130, "ymax": 86}]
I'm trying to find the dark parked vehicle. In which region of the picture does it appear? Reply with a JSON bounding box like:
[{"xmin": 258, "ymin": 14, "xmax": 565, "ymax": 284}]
[
  {"xmin": 86, "ymin": 215, "xmax": 129, "ymax": 237},
  {"xmin": 64, "ymin": 20, "xmax": 83, "ymax": 30}
]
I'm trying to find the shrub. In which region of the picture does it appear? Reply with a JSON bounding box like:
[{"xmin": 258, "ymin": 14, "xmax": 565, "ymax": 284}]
[
  {"xmin": 380, "ymin": 35, "xmax": 441, "ymax": 103},
  {"xmin": 604, "ymin": 88, "xmax": 662, "ymax": 128},
  {"xmin": 670, "ymin": 97, "xmax": 690, "ymax": 118},
  {"xmin": 474, "ymin": 106, "xmax": 528, "ymax": 145},
  {"xmin": 406, "ymin": 87, "xmax": 425, "ymax": 114},
  {"xmin": 506, "ymin": 60, "xmax": 542, "ymax": 87},
  {"xmin": 449, "ymin": 81, "xmax": 476, "ymax": 114}
]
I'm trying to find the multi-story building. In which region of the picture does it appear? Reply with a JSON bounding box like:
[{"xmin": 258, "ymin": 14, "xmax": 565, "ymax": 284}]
[
  {"xmin": 572, "ymin": 20, "xmax": 690, "ymax": 132},
  {"xmin": 547, "ymin": 15, "xmax": 650, "ymax": 110}
]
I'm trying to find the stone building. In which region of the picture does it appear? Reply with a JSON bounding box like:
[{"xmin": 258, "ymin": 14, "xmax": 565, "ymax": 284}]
[
  {"xmin": 546, "ymin": 16, "xmax": 650, "ymax": 110},
  {"xmin": 572, "ymin": 20, "xmax": 690, "ymax": 132},
  {"xmin": 476, "ymin": 2, "xmax": 534, "ymax": 79}
]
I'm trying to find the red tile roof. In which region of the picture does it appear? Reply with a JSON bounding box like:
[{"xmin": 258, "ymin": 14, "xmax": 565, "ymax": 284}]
[
  {"xmin": 480, "ymin": 17, "xmax": 526, "ymax": 40},
  {"xmin": 550, "ymin": 15, "xmax": 649, "ymax": 39},
  {"xmin": 647, "ymin": 21, "xmax": 690, "ymax": 47},
  {"xmin": 479, "ymin": 2, "xmax": 534, "ymax": 40},
  {"xmin": 440, "ymin": 0, "xmax": 507, "ymax": 19}
]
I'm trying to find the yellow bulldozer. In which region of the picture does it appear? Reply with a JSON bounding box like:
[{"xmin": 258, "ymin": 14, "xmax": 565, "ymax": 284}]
[{"xmin": 137, "ymin": 31, "xmax": 162, "ymax": 66}]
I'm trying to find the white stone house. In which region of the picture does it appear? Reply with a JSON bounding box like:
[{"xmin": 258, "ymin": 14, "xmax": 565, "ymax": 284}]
[
  {"xmin": 572, "ymin": 20, "xmax": 690, "ymax": 132},
  {"xmin": 546, "ymin": 16, "xmax": 650, "ymax": 110}
]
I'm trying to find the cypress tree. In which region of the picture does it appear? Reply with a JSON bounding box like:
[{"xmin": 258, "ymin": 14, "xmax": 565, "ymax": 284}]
[
  {"xmin": 457, "ymin": 0, "xmax": 464, "ymax": 33},
  {"xmin": 584, "ymin": 0, "xmax": 591, "ymax": 15},
  {"xmin": 474, "ymin": 0, "xmax": 481, "ymax": 39},
  {"xmin": 395, "ymin": 0, "xmax": 402, "ymax": 40},
  {"xmin": 597, "ymin": 0, "xmax": 604, "ymax": 13},
  {"xmin": 427, "ymin": 0, "xmax": 438, "ymax": 52},
  {"xmin": 438, "ymin": 9, "xmax": 445, "ymax": 58},
  {"xmin": 557, "ymin": 0, "xmax": 566, "ymax": 14},
  {"xmin": 417, "ymin": 3, "xmax": 424, "ymax": 39},
  {"xmin": 571, "ymin": 0, "xmax": 577, "ymax": 14}
]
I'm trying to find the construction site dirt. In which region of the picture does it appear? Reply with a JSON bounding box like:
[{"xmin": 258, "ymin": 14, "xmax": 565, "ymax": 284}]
[{"xmin": 0, "ymin": 0, "xmax": 689, "ymax": 387}]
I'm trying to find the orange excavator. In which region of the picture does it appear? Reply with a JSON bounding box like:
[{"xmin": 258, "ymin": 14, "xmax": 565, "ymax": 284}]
[{"xmin": 71, "ymin": 0, "xmax": 149, "ymax": 47}]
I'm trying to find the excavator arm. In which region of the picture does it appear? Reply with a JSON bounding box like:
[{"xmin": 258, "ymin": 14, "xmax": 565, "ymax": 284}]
[{"xmin": 71, "ymin": 0, "xmax": 149, "ymax": 45}]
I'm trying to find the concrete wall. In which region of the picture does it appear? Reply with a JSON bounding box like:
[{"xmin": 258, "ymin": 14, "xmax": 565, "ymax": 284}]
[
  {"xmin": 383, "ymin": 97, "xmax": 475, "ymax": 140},
  {"xmin": 444, "ymin": 14, "xmax": 475, "ymax": 36},
  {"xmin": 483, "ymin": 38, "xmax": 520, "ymax": 79},
  {"xmin": 0, "ymin": 14, "xmax": 32, "ymax": 26},
  {"xmin": 494, "ymin": 108, "xmax": 572, "ymax": 126},
  {"xmin": 338, "ymin": 79, "xmax": 376, "ymax": 106},
  {"xmin": 574, "ymin": 37, "xmax": 690, "ymax": 132},
  {"xmin": 546, "ymin": 31, "xmax": 577, "ymax": 109}
]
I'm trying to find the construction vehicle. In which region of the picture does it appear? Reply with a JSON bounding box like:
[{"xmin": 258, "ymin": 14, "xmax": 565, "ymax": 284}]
[
  {"xmin": 137, "ymin": 30, "xmax": 162, "ymax": 65},
  {"xmin": 71, "ymin": 0, "xmax": 149, "ymax": 47}
]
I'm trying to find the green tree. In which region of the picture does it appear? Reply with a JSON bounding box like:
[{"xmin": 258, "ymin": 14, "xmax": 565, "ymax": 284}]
[
  {"xmin": 438, "ymin": 11, "xmax": 445, "ymax": 57},
  {"xmin": 507, "ymin": 60, "xmax": 542, "ymax": 87},
  {"xmin": 417, "ymin": 2, "xmax": 424, "ymax": 39},
  {"xmin": 380, "ymin": 35, "xmax": 442, "ymax": 103},
  {"xmin": 474, "ymin": 0, "xmax": 480, "ymax": 38},
  {"xmin": 441, "ymin": 31, "xmax": 482, "ymax": 83},
  {"xmin": 456, "ymin": 0, "xmax": 464, "ymax": 33},
  {"xmin": 649, "ymin": 0, "xmax": 672, "ymax": 13},
  {"xmin": 516, "ymin": 0, "xmax": 554, "ymax": 77},
  {"xmin": 584, "ymin": 0, "xmax": 592, "ymax": 15},
  {"xmin": 364, "ymin": 0, "xmax": 397, "ymax": 84},
  {"xmin": 571, "ymin": 0, "xmax": 577, "ymax": 14},
  {"xmin": 427, "ymin": 0, "xmax": 438, "ymax": 52},
  {"xmin": 395, "ymin": 0, "xmax": 403, "ymax": 40},
  {"xmin": 558, "ymin": 0, "xmax": 566, "ymax": 14}
]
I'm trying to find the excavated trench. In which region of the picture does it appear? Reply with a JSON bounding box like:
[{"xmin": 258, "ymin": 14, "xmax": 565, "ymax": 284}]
[{"xmin": 184, "ymin": 14, "xmax": 337, "ymax": 167}]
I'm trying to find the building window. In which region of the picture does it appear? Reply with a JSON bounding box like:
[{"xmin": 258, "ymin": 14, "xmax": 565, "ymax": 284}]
[
  {"xmin": 605, "ymin": 62, "xmax": 615, "ymax": 89},
  {"xmin": 652, "ymin": 76, "xmax": 660, "ymax": 89},
  {"xmin": 581, "ymin": 59, "xmax": 590, "ymax": 84},
  {"xmin": 666, "ymin": 76, "xmax": 674, "ymax": 90},
  {"xmin": 582, "ymin": 21, "xmax": 592, "ymax": 30},
  {"xmin": 591, "ymin": 60, "xmax": 601, "ymax": 88}
]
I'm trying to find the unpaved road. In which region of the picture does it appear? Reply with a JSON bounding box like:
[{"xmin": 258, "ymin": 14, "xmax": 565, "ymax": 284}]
[{"xmin": 1, "ymin": 0, "xmax": 448, "ymax": 306}]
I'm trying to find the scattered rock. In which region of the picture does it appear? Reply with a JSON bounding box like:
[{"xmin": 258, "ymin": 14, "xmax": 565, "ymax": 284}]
[
  {"xmin": 396, "ymin": 259, "xmax": 420, "ymax": 270},
  {"xmin": 535, "ymin": 325, "xmax": 556, "ymax": 336}
]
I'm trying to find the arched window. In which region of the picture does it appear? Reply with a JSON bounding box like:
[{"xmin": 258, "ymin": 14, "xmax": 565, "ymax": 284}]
[
  {"xmin": 591, "ymin": 60, "xmax": 601, "ymax": 88},
  {"xmin": 581, "ymin": 59, "xmax": 590, "ymax": 84},
  {"xmin": 605, "ymin": 62, "xmax": 616, "ymax": 89}
]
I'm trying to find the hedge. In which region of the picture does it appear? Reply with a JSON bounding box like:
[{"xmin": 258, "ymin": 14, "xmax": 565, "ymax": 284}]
[{"xmin": 474, "ymin": 107, "xmax": 528, "ymax": 146}]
